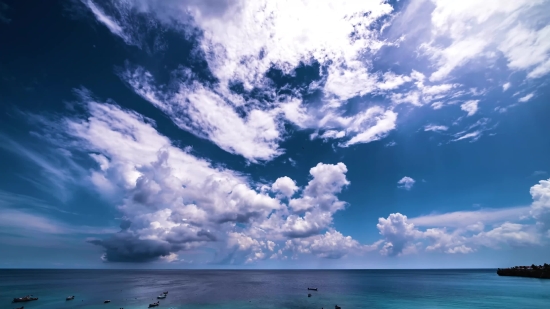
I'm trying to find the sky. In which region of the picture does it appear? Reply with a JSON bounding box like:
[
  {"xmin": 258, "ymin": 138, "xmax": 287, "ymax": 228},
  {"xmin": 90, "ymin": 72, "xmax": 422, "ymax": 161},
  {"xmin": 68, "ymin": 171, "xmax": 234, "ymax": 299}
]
[{"xmin": 0, "ymin": 0, "xmax": 549, "ymax": 269}]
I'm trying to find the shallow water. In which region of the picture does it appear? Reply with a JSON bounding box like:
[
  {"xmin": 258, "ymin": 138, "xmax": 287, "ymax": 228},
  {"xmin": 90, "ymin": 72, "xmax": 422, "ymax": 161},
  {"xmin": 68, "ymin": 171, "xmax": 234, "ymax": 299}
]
[{"xmin": 1, "ymin": 269, "xmax": 549, "ymax": 308}]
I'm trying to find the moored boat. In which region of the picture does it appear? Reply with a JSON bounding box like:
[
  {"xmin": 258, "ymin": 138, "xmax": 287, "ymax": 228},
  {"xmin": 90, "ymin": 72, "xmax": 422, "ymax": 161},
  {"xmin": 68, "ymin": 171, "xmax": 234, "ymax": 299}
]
[
  {"xmin": 157, "ymin": 294, "xmax": 166, "ymax": 299},
  {"xmin": 307, "ymin": 287, "xmax": 318, "ymax": 291},
  {"xmin": 148, "ymin": 301, "xmax": 160, "ymax": 308},
  {"xmin": 66, "ymin": 296, "xmax": 75, "ymax": 300},
  {"xmin": 13, "ymin": 296, "xmax": 38, "ymax": 303},
  {"xmin": 104, "ymin": 300, "xmax": 111, "ymax": 303}
]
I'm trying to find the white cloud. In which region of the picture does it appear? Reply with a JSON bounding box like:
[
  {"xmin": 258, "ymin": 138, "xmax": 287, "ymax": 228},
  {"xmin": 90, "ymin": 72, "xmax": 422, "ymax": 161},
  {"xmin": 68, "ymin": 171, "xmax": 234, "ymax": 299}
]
[
  {"xmin": 271, "ymin": 176, "xmax": 298, "ymax": 199},
  {"xmin": 409, "ymin": 207, "xmax": 530, "ymax": 228},
  {"xmin": 529, "ymin": 178, "xmax": 550, "ymax": 234},
  {"xmin": 340, "ymin": 108, "xmax": 398, "ymax": 147},
  {"xmin": 419, "ymin": 0, "xmax": 550, "ymax": 81},
  {"xmin": 397, "ymin": 176, "xmax": 415, "ymax": 190},
  {"xmin": 460, "ymin": 100, "xmax": 479, "ymax": 116},
  {"xmin": 284, "ymin": 229, "xmax": 365, "ymax": 259},
  {"xmin": 499, "ymin": 24, "xmax": 550, "ymax": 79},
  {"xmin": 84, "ymin": 0, "xmax": 422, "ymax": 158},
  {"xmin": 377, "ymin": 213, "xmax": 422, "ymax": 256},
  {"xmin": 452, "ymin": 130, "xmax": 481, "ymax": 142},
  {"xmin": 502, "ymin": 82, "xmax": 511, "ymax": 91},
  {"xmin": 120, "ymin": 66, "xmax": 283, "ymax": 162},
  {"xmin": 472, "ymin": 222, "xmax": 540, "ymax": 248},
  {"xmin": 32, "ymin": 92, "xmax": 365, "ymax": 263},
  {"xmin": 431, "ymin": 102, "xmax": 444, "ymax": 110},
  {"xmin": 374, "ymin": 177, "xmax": 550, "ymax": 257},
  {"xmin": 518, "ymin": 93, "xmax": 535, "ymax": 102},
  {"xmin": 424, "ymin": 124, "xmax": 448, "ymax": 132},
  {"xmin": 82, "ymin": 0, "xmax": 550, "ymax": 163},
  {"xmin": 84, "ymin": 1, "xmax": 124, "ymax": 37}
]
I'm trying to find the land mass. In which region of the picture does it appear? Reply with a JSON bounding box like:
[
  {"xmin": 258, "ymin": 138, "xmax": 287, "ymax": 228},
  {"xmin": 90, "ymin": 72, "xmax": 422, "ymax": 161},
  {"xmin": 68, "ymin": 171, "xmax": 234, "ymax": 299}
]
[{"xmin": 497, "ymin": 264, "xmax": 550, "ymax": 279}]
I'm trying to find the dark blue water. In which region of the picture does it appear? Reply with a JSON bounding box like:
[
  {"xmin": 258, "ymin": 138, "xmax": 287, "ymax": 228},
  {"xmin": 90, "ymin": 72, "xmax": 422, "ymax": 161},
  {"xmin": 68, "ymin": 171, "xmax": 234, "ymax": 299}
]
[{"xmin": 1, "ymin": 269, "xmax": 549, "ymax": 308}]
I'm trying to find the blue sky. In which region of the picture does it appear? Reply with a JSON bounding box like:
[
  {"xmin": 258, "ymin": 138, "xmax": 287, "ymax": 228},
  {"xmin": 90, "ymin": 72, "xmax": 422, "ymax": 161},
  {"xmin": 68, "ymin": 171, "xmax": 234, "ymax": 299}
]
[{"xmin": 0, "ymin": 0, "xmax": 550, "ymax": 269}]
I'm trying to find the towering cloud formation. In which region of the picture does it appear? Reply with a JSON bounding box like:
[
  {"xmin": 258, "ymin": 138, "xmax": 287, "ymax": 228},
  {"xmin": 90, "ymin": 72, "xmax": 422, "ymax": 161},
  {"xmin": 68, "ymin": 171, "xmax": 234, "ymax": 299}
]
[{"xmin": 36, "ymin": 90, "xmax": 362, "ymax": 263}]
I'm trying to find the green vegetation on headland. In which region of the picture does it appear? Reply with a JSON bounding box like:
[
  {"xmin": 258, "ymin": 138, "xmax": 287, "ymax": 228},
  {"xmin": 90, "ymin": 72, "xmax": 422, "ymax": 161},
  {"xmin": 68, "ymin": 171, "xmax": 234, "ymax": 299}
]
[{"xmin": 497, "ymin": 264, "xmax": 550, "ymax": 279}]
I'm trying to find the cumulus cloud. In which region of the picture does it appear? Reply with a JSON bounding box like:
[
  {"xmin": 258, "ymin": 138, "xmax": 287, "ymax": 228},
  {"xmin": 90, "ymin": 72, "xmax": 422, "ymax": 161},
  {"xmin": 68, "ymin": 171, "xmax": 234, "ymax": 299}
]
[
  {"xmin": 530, "ymin": 178, "xmax": 550, "ymax": 234},
  {"xmin": 271, "ymin": 176, "xmax": 298, "ymax": 199},
  {"xmin": 377, "ymin": 213, "xmax": 422, "ymax": 256},
  {"xmin": 502, "ymin": 82, "xmax": 511, "ymax": 91},
  {"xmin": 374, "ymin": 177, "xmax": 550, "ymax": 257},
  {"xmin": 283, "ymin": 229, "xmax": 366, "ymax": 259},
  {"xmin": 397, "ymin": 177, "xmax": 415, "ymax": 190},
  {"xmin": 30, "ymin": 90, "xmax": 363, "ymax": 263}
]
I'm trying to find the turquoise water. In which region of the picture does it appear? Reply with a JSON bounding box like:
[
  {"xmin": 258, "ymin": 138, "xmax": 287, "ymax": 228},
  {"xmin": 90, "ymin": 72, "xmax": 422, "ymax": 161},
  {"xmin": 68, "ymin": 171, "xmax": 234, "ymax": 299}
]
[{"xmin": 1, "ymin": 269, "xmax": 549, "ymax": 308}]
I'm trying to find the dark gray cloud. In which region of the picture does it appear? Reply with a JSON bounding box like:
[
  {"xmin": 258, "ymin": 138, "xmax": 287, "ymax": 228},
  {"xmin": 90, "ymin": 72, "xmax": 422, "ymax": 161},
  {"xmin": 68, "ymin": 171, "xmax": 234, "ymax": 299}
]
[
  {"xmin": 119, "ymin": 219, "xmax": 132, "ymax": 230},
  {"xmin": 87, "ymin": 232, "xmax": 174, "ymax": 262}
]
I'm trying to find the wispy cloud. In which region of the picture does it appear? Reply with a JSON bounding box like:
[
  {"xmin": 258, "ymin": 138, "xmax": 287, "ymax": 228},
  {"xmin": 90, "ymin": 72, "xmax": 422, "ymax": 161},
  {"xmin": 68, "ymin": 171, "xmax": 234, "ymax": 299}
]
[
  {"xmin": 518, "ymin": 92, "xmax": 535, "ymax": 102},
  {"xmin": 0, "ymin": 208, "xmax": 116, "ymax": 236},
  {"xmin": 409, "ymin": 207, "xmax": 531, "ymax": 228},
  {"xmin": 83, "ymin": 0, "xmax": 128, "ymax": 43},
  {"xmin": 0, "ymin": 134, "xmax": 86, "ymax": 201},
  {"xmin": 0, "ymin": 190, "xmax": 78, "ymax": 215},
  {"xmin": 460, "ymin": 100, "xmax": 479, "ymax": 116},
  {"xmin": 424, "ymin": 124, "xmax": 448, "ymax": 132},
  {"xmin": 415, "ymin": 0, "xmax": 550, "ymax": 81},
  {"xmin": 452, "ymin": 130, "xmax": 481, "ymax": 142},
  {"xmin": 532, "ymin": 170, "xmax": 548, "ymax": 177}
]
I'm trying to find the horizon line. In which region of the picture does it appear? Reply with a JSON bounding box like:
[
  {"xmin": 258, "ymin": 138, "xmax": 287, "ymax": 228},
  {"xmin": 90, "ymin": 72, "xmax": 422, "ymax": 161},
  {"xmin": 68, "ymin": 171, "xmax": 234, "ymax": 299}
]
[{"xmin": 0, "ymin": 267, "xmax": 499, "ymax": 270}]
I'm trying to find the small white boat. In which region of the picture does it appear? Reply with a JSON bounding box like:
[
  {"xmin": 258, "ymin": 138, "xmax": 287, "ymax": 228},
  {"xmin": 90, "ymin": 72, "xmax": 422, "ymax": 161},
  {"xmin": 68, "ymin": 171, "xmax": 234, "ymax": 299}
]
[
  {"xmin": 157, "ymin": 294, "xmax": 166, "ymax": 299},
  {"xmin": 66, "ymin": 295, "xmax": 75, "ymax": 300}
]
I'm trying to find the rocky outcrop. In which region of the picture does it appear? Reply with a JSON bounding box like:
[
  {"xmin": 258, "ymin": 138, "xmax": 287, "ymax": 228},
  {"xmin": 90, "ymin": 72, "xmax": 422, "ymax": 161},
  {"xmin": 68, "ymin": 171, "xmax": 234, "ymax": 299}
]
[{"xmin": 497, "ymin": 264, "xmax": 550, "ymax": 279}]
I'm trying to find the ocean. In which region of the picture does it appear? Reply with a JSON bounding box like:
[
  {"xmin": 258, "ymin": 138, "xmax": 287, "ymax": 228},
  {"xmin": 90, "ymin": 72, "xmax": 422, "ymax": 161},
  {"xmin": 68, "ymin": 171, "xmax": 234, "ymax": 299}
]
[{"xmin": 1, "ymin": 269, "xmax": 549, "ymax": 309}]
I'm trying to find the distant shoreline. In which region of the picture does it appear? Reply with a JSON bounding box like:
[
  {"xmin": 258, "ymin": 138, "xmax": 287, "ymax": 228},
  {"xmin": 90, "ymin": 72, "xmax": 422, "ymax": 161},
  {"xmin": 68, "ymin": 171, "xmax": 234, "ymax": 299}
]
[
  {"xmin": 0, "ymin": 268, "xmax": 499, "ymax": 271},
  {"xmin": 497, "ymin": 265, "xmax": 550, "ymax": 279}
]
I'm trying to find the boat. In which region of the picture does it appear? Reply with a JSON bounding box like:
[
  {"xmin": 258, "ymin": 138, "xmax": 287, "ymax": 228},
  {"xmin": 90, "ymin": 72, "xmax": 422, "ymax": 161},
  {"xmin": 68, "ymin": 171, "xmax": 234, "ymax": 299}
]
[
  {"xmin": 335, "ymin": 305, "xmax": 341, "ymax": 309},
  {"xmin": 308, "ymin": 293, "xmax": 312, "ymax": 297},
  {"xmin": 104, "ymin": 300, "xmax": 111, "ymax": 303},
  {"xmin": 157, "ymin": 294, "xmax": 166, "ymax": 299},
  {"xmin": 308, "ymin": 287, "xmax": 318, "ymax": 291},
  {"xmin": 148, "ymin": 301, "xmax": 160, "ymax": 308},
  {"xmin": 163, "ymin": 291, "xmax": 168, "ymax": 294},
  {"xmin": 66, "ymin": 296, "xmax": 75, "ymax": 300},
  {"xmin": 13, "ymin": 296, "xmax": 38, "ymax": 303}
]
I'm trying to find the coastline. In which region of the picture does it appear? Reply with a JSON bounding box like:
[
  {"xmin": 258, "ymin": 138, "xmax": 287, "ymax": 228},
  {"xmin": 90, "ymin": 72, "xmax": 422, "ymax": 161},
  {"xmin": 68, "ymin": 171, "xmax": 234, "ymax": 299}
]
[{"xmin": 497, "ymin": 265, "xmax": 550, "ymax": 279}]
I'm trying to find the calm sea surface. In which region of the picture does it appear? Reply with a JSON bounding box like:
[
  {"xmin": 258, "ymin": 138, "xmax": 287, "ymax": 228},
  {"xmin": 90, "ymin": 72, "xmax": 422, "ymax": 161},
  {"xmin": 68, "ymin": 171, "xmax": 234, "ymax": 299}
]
[{"xmin": 1, "ymin": 269, "xmax": 549, "ymax": 309}]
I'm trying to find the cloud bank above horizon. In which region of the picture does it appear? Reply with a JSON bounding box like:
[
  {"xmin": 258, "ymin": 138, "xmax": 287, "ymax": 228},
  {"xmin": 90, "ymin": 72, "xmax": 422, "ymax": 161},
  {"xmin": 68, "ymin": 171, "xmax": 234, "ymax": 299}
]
[{"xmin": 0, "ymin": 0, "xmax": 549, "ymax": 267}]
